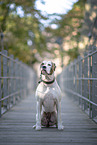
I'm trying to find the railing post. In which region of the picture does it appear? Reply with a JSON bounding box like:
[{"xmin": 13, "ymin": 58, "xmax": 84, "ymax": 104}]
[
  {"xmin": 78, "ymin": 56, "xmax": 82, "ymax": 107},
  {"xmin": 9, "ymin": 55, "xmax": 14, "ymax": 106},
  {"xmin": 92, "ymin": 47, "xmax": 97, "ymax": 121},
  {"xmin": 13, "ymin": 57, "xmax": 16, "ymax": 105},
  {"xmin": 15, "ymin": 58, "xmax": 19, "ymax": 101},
  {"xmin": 2, "ymin": 50, "xmax": 8, "ymax": 111},
  {"xmin": 72, "ymin": 62, "xmax": 75, "ymax": 96},
  {"xmin": 67, "ymin": 67, "xmax": 69, "ymax": 93},
  {"xmin": 16, "ymin": 59, "xmax": 20, "ymax": 100},
  {"xmin": 74, "ymin": 60, "xmax": 77, "ymax": 100},
  {"xmin": 89, "ymin": 50, "xmax": 92, "ymax": 118},
  {"xmin": 0, "ymin": 52, "xmax": 1, "ymax": 117},
  {"xmin": 18, "ymin": 61, "xmax": 21, "ymax": 99},
  {"xmin": 68, "ymin": 65, "xmax": 70, "ymax": 95},
  {"xmin": 14, "ymin": 58, "xmax": 17, "ymax": 104},
  {"xmin": 7, "ymin": 54, "xmax": 10, "ymax": 110},
  {"xmin": 83, "ymin": 52, "xmax": 88, "ymax": 112},
  {"xmin": 19, "ymin": 62, "xmax": 23, "ymax": 99}
]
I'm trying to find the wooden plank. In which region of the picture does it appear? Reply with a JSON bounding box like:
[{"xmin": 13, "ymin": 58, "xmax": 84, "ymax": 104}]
[
  {"xmin": 0, "ymin": 143, "xmax": 96, "ymax": 145},
  {"xmin": 0, "ymin": 93, "xmax": 97, "ymax": 145}
]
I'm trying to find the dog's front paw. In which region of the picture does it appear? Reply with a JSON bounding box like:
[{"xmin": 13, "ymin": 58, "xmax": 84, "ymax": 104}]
[
  {"xmin": 58, "ymin": 125, "xmax": 64, "ymax": 130},
  {"xmin": 33, "ymin": 124, "xmax": 36, "ymax": 129},
  {"xmin": 36, "ymin": 125, "xmax": 41, "ymax": 131}
]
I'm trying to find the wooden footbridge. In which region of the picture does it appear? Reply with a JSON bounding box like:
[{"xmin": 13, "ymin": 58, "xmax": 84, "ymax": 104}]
[
  {"xmin": 0, "ymin": 93, "xmax": 97, "ymax": 145},
  {"xmin": 0, "ymin": 49, "xmax": 97, "ymax": 145}
]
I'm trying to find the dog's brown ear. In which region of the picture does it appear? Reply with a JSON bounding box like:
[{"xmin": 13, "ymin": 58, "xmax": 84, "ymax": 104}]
[
  {"xmin": 50, "ymin": 62, "xmax": 56, "ymax": 75},
  {"xmin": 54, "ymin": 63, "xmax": 56, "ymax": 71},
  {"xmin": 52, "ymin": 62, "xmax": 56, "ymax": 71}
]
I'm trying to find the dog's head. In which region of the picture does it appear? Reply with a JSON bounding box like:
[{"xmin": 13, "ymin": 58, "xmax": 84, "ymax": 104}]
[{"xmin": 40, "ymin": 61, "xmax": 56, "ymax": 75}]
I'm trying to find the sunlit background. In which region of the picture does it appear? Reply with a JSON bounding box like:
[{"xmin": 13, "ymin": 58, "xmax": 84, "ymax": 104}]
[
  {"xmin": 36, "ymin": 0, "xmax": 77, "ymax": 14},
  {"xmin": 1, "ymin": 0, "xmax": 95, "ymax": 76},
  {"xmin": 35, "ymin": 0, "xmax": 78, "ymax": 27},
  {"xmin": 34, "ymin": 0, "xmax": 78, "ymax": 74}
]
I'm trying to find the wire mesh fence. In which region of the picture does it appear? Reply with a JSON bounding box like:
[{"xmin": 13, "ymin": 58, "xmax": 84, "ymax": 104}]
[
  {"xmin": 0, "ymin": 50, "xmax": 37, "ymax": 117},
  {"xmin": 58, "ymin": 46, "xmax": 97, "ymax": 123}
]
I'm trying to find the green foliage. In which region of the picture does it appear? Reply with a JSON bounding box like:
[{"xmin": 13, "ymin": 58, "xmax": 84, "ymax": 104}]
[
  {"xmin": 67, "ymin": 47, "xmax": 79, "ymax": 64},
  {"xmin": 53, "ymin": 0, "xmax": 86, "ymax": 36},
  {"xmin": 0, "ymin": 0, "xmax": 87, "ymax": 66},
  {"xmin": 45, "ymin": 0, "xmax": 86, "ymax": 64},
  {"xmin": 0, "ymin": 0, "xmax": 47, "ymax": 65}
]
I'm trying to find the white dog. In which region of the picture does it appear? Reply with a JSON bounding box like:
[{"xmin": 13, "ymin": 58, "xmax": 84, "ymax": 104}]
[{"xmin": 33, "ymin": 61, "xmax": 64, "ymax": 130}]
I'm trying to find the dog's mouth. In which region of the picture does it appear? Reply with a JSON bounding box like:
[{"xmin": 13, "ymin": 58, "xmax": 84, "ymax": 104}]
[
  {"xmin": 41, "ymin": 68, "xmax": 51, "ymax": 75},
  {"xmin": 41, "ymin": 69, "xmax": 46, "ymax": 74}
]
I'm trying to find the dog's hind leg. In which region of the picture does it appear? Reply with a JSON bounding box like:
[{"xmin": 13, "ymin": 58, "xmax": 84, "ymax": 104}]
[
  {"xmin": 49, "ymin": 111, "xmax": 57, "ymax": 126},
  {"xmin": 41, "ymin": 112, "xmax": 49, "ymax": 127}
]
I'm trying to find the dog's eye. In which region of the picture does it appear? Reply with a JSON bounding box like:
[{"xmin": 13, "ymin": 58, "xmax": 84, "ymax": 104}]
[
  {"xmin": 48, "ymin": 64, "xmax": 51, "ymax": 66},
  {"xmin": 41, "ymin": 63, "xmax": 44, "ymax": 65}
]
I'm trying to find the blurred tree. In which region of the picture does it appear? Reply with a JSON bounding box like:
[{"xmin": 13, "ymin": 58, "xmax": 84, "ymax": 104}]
[
  {"xmin": 45, "ymin": 0, "xmax": 87, "ymax": 64},
  {"xmin": 0, "ymin": 0, "xmax": 47, "ymax": 65},
  {"xmin": 0, "ymin": 0, "xmax": 87, "ymax": 66}
]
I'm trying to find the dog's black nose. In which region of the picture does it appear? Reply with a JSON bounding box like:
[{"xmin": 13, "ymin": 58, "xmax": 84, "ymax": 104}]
[{"xmin": 42, "ymin": 66, "xmax": 46, "ymax": 69}]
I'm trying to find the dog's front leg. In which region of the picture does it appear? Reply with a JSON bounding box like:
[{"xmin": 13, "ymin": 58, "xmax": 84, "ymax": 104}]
[
  {"xmin": 57, "ymin": 100, "xmax": 64, "ymax": 130},
  {"xmin": 36, "ymin": 99, "xmax": 42, "ymax": 130}
]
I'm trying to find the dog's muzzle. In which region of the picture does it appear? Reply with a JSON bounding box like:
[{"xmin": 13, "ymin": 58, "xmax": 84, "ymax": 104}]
[
  {"xmin": 41, "ymin": 65, "xmax": 48, "ymax": 74},
  {"xmin": 42, "ymin": 65, "xmax": 46, "ymax": 70}
]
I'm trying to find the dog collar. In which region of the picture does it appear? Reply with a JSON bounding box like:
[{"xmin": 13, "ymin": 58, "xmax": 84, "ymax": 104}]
[
  {"xmin": 38, "ymin": 77, "xmax": 55, "ymax": 84},
  {"xmin": 42, "ymin": 77, "xmax": 55, "ymax": 84}
]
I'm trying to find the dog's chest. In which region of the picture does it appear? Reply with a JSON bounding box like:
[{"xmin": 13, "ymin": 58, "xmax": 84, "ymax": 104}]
[
  {"xmin": 43, "ymin": 93, "xmax": 55, "ymax": 112},
  {"xmin": 42, "ymin": 87, "xmax": 57, "ymax": 112},
  {"xmin": 37, "ymin": 83, "xmax": 57, "ymax": 99},
  {"xmin": 44, "ymin": 90, "xmax": 54, "ymax": 102}
]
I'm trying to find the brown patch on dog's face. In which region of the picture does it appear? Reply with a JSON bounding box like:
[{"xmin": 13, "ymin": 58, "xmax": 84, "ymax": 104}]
[{"xmin": 50, "ymin": 62, "xmax": 56, "ymax": 75}]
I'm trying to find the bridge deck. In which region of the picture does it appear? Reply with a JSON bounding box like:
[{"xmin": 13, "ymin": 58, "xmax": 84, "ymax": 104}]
[{"xmin": 0, "ymin": 93, "xmax": 97, "ymax": 145}]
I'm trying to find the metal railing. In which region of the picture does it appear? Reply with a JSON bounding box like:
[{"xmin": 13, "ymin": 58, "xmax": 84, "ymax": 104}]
[
  {"xmin": 0, "ymin": 50, "xmax": 36, "ymax": 117},
  {"xmin": 58, "ymin": 47, "xmax": 97, "ymax": 123}
]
